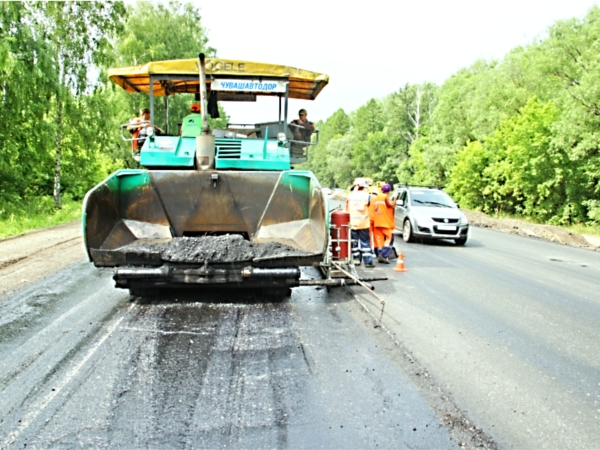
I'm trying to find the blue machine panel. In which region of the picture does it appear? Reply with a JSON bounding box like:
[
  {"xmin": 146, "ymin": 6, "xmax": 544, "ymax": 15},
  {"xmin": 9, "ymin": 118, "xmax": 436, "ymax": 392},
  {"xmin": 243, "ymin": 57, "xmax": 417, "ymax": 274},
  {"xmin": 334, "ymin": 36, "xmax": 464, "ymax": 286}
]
[
  {"xmin": 140, "ymin": 136, "xmax": 195, "ymax": 167},
  {"xmin": 215, "ymin": 138, "xmax": 290, "ymax": 170},
  {"xmin": 139, "ymin": 136, "xmax": 292, "ymax": 170}
]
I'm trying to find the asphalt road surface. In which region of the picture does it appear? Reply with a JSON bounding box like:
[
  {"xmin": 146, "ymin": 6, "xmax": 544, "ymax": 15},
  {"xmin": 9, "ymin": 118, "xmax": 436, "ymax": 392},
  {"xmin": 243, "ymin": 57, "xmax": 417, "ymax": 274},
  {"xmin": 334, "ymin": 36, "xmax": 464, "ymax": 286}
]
[
  {"xmin": 1, "ymin": 226, "xmax": 599, "ymax": 448},
  {"xmin": 355, "ymin": 227, "xmax": 600, "ymax": 449},
  {"xmin": 0, "ymin": 266, "xmax": 455, "ymax": 448}
]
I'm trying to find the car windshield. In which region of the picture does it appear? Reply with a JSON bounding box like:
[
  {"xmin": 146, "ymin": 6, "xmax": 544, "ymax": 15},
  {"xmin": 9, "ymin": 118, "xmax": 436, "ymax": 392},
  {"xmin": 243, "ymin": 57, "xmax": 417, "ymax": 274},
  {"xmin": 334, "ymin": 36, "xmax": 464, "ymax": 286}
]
[{"xmin": 410, "ymin": 190, "xmax": 455, "ymax": 208}]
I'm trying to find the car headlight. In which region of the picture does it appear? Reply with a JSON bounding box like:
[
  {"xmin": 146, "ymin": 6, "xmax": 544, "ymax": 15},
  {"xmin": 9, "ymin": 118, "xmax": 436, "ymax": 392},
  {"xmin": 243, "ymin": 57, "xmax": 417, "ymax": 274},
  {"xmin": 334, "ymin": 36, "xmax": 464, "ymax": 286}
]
[
  {"xmin": 277, "ymin": 132, "xmax": 287, "ymax": 142},
  {"xmin": 459, "ymin": 214, "xmax": 469, "ymax": 225},
  {"xmin": 413, "ymin": 212, "xmax": 433, "ymax": 226},
  {"xmin": 145, "ymin": 126, "xmax": 154, "ymax": 136}
]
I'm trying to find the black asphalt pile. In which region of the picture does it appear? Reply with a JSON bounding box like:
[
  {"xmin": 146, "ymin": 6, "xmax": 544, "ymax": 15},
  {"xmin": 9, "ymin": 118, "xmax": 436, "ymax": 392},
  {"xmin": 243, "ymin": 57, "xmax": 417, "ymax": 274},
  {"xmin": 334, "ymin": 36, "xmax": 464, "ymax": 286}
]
[{"xmin": 120, "ymin": 235, "xmax": 313, "ymax": 263}]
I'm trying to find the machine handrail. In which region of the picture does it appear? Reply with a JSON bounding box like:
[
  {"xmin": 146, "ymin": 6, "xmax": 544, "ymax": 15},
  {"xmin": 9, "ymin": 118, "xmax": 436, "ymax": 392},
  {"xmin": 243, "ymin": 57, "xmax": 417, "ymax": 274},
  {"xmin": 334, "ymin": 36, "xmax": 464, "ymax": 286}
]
[
  {"xmin": 120, "ymin": 122, "xmax": 151, "ymax": 142},
  {"xmin": 287, "ymin": 127, "xmax": 320, "ymax": 146}
]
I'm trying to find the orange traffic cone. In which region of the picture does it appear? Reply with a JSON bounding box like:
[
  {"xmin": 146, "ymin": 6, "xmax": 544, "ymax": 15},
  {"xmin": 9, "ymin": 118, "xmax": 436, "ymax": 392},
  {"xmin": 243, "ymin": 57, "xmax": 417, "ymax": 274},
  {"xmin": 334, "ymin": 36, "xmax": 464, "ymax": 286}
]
[{"xmin": 394, "ymin": 253, "xmax": 408, "ymax": 272}]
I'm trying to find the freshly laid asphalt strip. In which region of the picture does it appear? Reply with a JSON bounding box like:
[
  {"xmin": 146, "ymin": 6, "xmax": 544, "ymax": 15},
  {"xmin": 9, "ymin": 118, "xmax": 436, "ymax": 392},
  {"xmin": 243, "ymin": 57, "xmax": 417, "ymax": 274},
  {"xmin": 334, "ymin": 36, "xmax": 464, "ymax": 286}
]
[
  {"xmin": 119, "ymin": 235, "xmax": 313, "ymax": 263},
  {"xmin": 0, "ymin": 265, "xmax": 457, "ymax": 448}
]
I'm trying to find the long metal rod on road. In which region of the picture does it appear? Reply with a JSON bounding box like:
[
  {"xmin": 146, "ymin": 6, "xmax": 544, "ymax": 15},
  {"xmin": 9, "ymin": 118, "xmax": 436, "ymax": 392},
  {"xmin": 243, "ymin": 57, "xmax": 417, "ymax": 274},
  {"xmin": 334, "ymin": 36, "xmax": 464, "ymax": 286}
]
[{"xmin": 332, "ymin": 262, "xmax": 387, "ymax": 325}]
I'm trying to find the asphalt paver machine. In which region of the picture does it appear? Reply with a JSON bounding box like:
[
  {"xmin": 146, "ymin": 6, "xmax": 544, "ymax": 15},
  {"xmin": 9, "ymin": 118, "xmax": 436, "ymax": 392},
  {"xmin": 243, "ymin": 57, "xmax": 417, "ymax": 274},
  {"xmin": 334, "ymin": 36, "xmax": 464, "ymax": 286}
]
[{"xmin": 83, "ymin": 54, "xmax": 374, "ymax": 297}]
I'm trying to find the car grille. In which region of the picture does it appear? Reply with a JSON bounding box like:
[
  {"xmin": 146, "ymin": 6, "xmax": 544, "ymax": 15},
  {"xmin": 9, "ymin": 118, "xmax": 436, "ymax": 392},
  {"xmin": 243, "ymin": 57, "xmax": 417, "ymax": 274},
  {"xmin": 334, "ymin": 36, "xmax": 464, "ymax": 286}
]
[{"xmin": 432, "ymin": 218, "xmax": 459, "ymax": 224}]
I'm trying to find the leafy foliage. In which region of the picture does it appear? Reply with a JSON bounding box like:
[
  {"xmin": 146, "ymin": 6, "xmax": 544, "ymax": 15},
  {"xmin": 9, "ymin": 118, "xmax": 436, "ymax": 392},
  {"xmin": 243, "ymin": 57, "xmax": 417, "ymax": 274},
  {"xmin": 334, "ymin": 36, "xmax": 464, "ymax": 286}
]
[
  {"xmin": 115, "ymin": 0, "xmax": 220, "ymax": 137},
  {"xmin": 0, "ymin": 0, "xmax": 216, "ymax": 231}
]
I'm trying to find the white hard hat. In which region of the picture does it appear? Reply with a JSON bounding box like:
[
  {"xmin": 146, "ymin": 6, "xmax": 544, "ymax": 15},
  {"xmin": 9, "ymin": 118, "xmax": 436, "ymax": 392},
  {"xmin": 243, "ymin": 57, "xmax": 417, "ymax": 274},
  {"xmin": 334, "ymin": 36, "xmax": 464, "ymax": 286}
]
[{"xmin": 354, "ymin": 178, "xmax": 368, "ymax": 188}]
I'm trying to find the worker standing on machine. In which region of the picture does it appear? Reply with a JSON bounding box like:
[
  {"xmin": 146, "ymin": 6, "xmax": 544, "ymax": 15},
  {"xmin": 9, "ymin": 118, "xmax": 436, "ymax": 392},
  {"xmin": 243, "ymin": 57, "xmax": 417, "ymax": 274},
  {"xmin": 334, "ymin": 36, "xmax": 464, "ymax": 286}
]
[
  {"xmin": 128, "ymin": 107, "xmax": 163, "ymax": 151},
  {"xmin": 371, "ymin": 183, "xmax": 396, "ymax": 264},
  {"xmin": 180, "ymin": 103, "xmax": 203, "ymax": 137},
  {"xmin": 346, "ymin": 178, "xmax": 375, "ymax": 267}
]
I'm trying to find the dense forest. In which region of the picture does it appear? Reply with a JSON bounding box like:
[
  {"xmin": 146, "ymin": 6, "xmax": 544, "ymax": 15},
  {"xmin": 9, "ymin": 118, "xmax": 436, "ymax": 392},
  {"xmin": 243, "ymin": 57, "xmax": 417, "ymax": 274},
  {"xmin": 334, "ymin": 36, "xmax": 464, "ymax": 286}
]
[
  {"xmin": 1, "ymin": 1, "xmax": 600, "ymax": 228},
  {"xmin": 303, "ymin": 7, "xmax": 600, "ymax": 226}
]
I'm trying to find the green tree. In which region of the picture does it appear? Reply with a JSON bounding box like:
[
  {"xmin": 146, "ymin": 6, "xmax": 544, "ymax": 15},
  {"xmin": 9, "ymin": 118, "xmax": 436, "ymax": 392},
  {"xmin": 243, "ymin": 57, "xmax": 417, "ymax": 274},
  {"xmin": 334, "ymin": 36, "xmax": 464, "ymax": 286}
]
[
  {"xmin": 38, "ymin": 1, "xmax": 125, "ymax": 207},
  {"xmin": 484, "ymin": 97, "xmax": 563, "ymax": 219},
  {"xmin": 0, "ymin": 3, "xmax": 56, "ymax": 207},
  {"xmin": 447, "ymin": 141, "xmax": 491, "ymax": 210},
  {"xmin": 115, "ymin": 0, "xmax": 218, "ymax": 138},
  {"xmin": 383, "ymin": 83, "xmax": 439, "ymax": 185},
  {"xmin": 383, "ymin": 82, "xmax": 438, "ymax": 152},
  {"xmin": 303, "ymin": 108, "xmax": 350, "ymax": 187},
  {"xmin": 352, "ymin": 98, "xmax": 384, "ymax": 137},
  {"xmin": 539, "ymin": 7, "xmax": 600, "ymax": 222},
  {"xmin": 327, "ymin": 135, "xmax": 355, "ymax": 189}
]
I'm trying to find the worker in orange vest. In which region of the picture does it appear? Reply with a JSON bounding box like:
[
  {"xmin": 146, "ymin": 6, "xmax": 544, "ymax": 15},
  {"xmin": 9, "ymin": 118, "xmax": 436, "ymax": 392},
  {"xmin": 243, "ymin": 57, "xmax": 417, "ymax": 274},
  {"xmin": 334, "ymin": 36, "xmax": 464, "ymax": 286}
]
[
  {"xmin": 370, "ymin": 183, "xmax": 396, "ymax": 264},
  {"xmin": 346, "ymin": 178, "xmax": 375, "ymax": 267},
  {"xmin": 127, "ymin": 107, "xmax": 163, "ymax": 152}
]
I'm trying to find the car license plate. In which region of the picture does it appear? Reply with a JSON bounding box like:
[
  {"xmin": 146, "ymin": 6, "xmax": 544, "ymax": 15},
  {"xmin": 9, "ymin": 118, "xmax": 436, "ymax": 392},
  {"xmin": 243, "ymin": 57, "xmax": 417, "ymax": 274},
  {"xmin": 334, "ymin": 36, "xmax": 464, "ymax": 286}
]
[{"xmin": 437, "ymin": 225, "xmax": 457, "ymax": 231}]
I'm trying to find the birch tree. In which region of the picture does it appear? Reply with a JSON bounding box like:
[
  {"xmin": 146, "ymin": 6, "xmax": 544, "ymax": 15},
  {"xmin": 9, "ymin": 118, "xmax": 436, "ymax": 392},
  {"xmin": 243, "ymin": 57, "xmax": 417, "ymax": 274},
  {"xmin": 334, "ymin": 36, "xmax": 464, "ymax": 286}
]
[{"xmin": 38, "ymin": 1, "xmax": 124, "ymax": 208}]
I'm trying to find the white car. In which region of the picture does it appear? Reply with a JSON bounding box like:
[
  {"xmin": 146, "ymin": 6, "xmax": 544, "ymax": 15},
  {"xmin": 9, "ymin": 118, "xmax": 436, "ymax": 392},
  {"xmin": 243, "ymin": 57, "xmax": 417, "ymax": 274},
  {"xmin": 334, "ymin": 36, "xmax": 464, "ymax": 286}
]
[{"xmin": 394, "ymin": 187, "xmax": 469, "ymax": 245}]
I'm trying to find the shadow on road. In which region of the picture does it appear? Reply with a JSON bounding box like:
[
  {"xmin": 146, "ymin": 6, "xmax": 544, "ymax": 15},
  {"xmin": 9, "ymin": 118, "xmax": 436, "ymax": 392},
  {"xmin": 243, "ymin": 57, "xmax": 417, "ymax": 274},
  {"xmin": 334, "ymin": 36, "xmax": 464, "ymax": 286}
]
[{"xmin": 131, "ymin": 287, "xmax": 292, "ymax": 305}]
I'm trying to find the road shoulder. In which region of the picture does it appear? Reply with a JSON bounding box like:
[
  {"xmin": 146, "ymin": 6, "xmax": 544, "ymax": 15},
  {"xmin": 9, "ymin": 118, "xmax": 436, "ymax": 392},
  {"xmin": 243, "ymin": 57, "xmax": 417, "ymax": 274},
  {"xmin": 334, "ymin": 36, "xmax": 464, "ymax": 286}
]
[{"xmin": 0, "ymin": 221, "xmax": 85, "ymax": 296}]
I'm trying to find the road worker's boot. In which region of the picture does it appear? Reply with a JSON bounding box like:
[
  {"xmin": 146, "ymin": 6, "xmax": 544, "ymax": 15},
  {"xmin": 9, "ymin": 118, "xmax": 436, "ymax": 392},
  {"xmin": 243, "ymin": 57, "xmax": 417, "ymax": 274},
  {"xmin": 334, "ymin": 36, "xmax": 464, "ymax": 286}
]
[{"xmin": 378, "ymin": 254, "xmax": 390, "ymax": 264}]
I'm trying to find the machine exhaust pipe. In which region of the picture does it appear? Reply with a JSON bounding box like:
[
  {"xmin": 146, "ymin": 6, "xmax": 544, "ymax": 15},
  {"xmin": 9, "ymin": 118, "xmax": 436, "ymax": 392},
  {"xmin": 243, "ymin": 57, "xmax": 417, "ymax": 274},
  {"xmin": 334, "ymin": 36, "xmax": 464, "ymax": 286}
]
[{"xmin": 196, "ymin": 52, "xmax": 215, "ymax": 170}]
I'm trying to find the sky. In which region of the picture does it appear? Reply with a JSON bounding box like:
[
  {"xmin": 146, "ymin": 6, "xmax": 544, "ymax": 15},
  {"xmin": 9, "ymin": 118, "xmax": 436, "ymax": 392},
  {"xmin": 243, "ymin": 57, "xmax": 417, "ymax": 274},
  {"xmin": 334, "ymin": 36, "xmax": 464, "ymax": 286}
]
[{"xmin": 193, "ymin": 0, "xmax": 599, "ymax": 124}]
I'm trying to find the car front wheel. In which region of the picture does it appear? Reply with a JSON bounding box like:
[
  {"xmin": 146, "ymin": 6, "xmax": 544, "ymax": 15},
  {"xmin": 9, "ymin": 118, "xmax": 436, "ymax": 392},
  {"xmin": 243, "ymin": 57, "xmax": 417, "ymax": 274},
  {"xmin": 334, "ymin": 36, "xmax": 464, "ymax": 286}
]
[{"xmin": 402, "ymin": 220, "xmax": 414, "ymax": 243}]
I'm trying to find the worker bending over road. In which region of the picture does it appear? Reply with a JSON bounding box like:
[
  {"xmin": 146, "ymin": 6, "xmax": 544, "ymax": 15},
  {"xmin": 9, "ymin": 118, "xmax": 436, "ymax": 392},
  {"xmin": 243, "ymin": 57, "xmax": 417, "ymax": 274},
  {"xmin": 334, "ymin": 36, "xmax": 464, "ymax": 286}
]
[{"xmin": 370, "ymin": 183, "xmax": 396, "ymax": 264}]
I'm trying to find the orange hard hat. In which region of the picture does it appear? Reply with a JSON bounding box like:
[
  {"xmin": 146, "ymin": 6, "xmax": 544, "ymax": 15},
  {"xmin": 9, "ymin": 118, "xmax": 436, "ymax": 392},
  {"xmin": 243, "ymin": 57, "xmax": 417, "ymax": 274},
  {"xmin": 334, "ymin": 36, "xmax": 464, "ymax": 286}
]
[{"xmin": 190, "ymin": 103, "xmax": 201, "ymax": 113}]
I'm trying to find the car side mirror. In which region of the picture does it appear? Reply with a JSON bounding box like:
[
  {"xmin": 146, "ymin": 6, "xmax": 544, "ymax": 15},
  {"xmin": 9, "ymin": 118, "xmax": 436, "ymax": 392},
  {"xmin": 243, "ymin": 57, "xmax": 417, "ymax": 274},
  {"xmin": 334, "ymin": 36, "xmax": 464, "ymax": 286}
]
[{"xmin": 397, "ymin": 199, "xmax": 404, "ymax": 207}]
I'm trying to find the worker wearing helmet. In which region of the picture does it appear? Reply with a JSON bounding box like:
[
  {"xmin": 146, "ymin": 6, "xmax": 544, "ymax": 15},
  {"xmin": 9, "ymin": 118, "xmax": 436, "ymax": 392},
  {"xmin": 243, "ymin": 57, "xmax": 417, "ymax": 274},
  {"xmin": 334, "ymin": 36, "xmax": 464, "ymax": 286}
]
[
  {"xmin": 181, "ymin": 103, "xmax": 202, "ymax": 137},
  {"xmin": 346, "ymin": 178, "xmax": 375, "ymax": 267},
  {"xmin": 370, "ymin": 183, "xmax": 396, "ymax": 264}
]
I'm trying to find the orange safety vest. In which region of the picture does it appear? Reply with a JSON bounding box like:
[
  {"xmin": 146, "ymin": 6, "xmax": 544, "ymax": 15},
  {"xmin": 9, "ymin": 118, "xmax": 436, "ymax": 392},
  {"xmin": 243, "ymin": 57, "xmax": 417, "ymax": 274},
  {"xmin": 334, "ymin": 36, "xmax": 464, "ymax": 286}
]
[
  {"xmin": 371, "ymin": 193, "xmax": 395, "ymax": 229},
  {"xmin": 129, "ymin": 118, "xmax": 143, "ymax": 150},
  {"xmin": 346, "ymin": 190, "xmax": 371, "ymax": 229}
]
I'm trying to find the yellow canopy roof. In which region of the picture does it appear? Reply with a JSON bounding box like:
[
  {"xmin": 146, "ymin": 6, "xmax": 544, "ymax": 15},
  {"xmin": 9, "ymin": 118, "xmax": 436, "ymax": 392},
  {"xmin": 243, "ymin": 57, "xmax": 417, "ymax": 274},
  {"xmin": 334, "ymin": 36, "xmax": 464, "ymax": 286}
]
[{"xmin": 108, "ymin": 58, "xmax": 329, "ymax": 100}]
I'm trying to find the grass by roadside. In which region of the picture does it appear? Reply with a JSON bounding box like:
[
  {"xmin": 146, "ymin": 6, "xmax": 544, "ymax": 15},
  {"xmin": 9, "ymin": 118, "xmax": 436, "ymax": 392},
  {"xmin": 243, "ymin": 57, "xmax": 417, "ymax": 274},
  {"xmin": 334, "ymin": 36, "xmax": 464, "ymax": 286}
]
[
  {"xmin": 0, "ymin": 196, "xmax": 82, "ymax": 240},
  {"xmin": 486, "ymin": 211, "xmax": 600, "ymax": 236},
  {"xmin": 564, "ymin": 223, "xmax": 600, "ymax": 237},
  {"xmin": 506, "ymin": 216, "xmax": 600, "ymax": 236}
]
